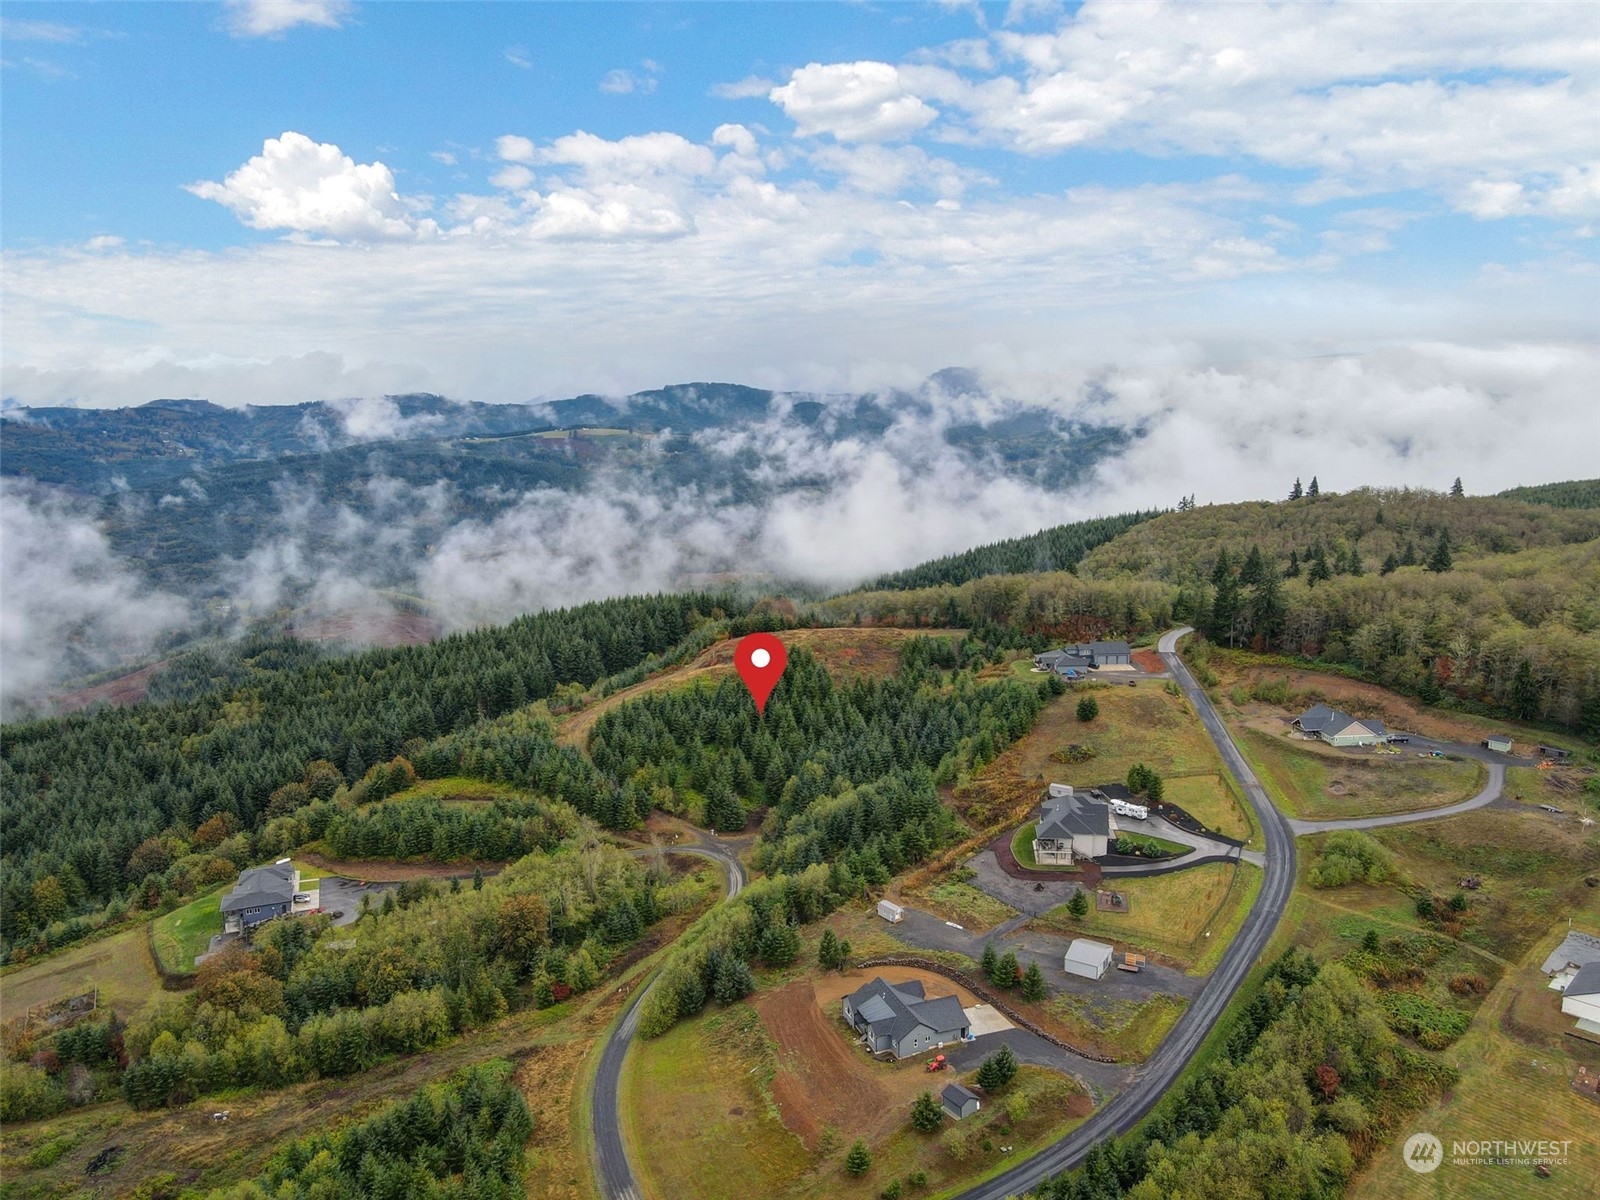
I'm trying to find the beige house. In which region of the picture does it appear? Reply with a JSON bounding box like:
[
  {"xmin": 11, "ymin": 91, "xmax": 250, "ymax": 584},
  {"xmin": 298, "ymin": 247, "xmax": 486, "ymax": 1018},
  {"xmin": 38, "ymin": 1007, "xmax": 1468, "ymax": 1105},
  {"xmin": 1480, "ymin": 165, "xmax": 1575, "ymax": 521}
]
[{"xmin": 1032, "ymin": 785, "xmax": 1115, "ymax": 865}]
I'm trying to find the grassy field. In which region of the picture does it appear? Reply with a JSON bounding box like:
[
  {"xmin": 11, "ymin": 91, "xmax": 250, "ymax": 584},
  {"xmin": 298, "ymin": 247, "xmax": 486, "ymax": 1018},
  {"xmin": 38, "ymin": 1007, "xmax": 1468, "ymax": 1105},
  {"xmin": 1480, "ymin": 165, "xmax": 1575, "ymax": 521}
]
[
  {"xmin": 952, "ymin": 684, "xmax": 1233, "ymax": 837},
  {"xmin": 1031, "ymin": 862, "xmax": 1258, "ymax": 972},
  {"xmin": 150, "ymin": 888, "xmax": 225, "ymax": 974},
  {"xmin": 1343, "ymin": 920, "xmax": 1600, "ymax": 1200},
  {"xmin": 900, "ymin": 879, "xmax": 1020, "ymax": 930},
  {"xmin": 0, "ymin": 924, "xmax": 164, "ymax": 1018},
  {"xmin": 622, "ymin": 997, "xmax": 1090, "ymax": 1200},
  {"xmin": 1046, "ymin": 992, "xmax": 1189, "ymax": 1062},
  {"xmin": 1164, "ymin": 773, "xmax": 1254, "ymax": 843},
  {"xmin": 1239, "ymin": 728, "xmax": 1486, "ymax": 820}
]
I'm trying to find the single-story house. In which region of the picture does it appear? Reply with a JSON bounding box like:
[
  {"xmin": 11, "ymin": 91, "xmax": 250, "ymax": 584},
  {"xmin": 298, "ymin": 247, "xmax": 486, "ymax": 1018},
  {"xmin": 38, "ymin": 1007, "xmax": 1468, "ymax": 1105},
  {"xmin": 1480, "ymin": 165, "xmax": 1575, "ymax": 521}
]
[
  {"xmin": 877, "ymin": 900, "xmax": 905, "ymax": 924},
  {"xmin": 1560, "ymin": 962, "xmax": 1600, "ymax": 1037},
  {"xmin": 1293, "ymin": 703, "xmax": 1388, "ymax": 747},
  {"xmin": 1483, "ymin": 733, "xmax": 1514, "ymax": 754},
  {"xmin": 1064, "ymin": 938, "xmax": 1115, "ymax": 981},
  {"xmin": 1033, "ymin": 785, "xmax": 1114, "ymax": 865},
  {"xmin": 221, "ymin": 860, "xmax": 299, "ymax": 933},
  {"xmin": 1033, "ymin": 641, "xmax": 1133, "ymax": 672},
  {"xmin": 842, "ymin": 977, "xmax": 970, "ymax": 1060},
  {"xmin": 942, "ymin": 1082, "xmax": 981, "ymax": 1120}
]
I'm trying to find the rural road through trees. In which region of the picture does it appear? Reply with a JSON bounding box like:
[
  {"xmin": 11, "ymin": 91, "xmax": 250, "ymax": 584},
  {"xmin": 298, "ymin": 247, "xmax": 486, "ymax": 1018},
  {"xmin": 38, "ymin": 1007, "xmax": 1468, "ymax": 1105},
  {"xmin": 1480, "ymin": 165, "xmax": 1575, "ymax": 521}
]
[{"xmin": 591, "ymin": 839, "xmax": 745, "ymax": 1200}]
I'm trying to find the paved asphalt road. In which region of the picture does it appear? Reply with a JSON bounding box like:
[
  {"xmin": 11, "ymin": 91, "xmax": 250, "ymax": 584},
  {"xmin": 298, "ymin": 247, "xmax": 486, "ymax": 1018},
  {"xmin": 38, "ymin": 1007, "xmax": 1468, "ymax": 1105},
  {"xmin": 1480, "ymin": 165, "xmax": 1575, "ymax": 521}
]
[
  {"xmin": 1287, "ymin": 762, "xmax": 1507, "ymax": 835},
  {"xmin": 942, "ymin": 627, "xmax": 1300, "ymax": 1200},
  {"xmin": 591, "ymin": 840, "xmax": 745, "ymax": 1200},
  {"xmin": 589, "ymin": 629, "xmax": 1299, "ymax": 1200}
]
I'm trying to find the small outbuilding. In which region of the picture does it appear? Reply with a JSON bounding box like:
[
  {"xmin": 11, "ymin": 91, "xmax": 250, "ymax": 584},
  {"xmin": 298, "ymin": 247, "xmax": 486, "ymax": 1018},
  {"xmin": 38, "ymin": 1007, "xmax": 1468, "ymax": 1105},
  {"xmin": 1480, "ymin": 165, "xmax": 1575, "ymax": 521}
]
[
  {"xmin": 1483, "ymin": 734, "xmax": 1514, "ymax": 754},
  {"xmin": 942, "ymin": 1082, "xmax": 981, "ymax": 1121},
  {"xmin": 877, "ymin": 900, "xmax": 905, "ymax": 923},
  {"xmin": 1064, "ymin": 938, "xmax": 1115, "ymax": 981},
  {"xmin": 1538, "ymin": 745, "xmax": 1573, "ymax": 761}
]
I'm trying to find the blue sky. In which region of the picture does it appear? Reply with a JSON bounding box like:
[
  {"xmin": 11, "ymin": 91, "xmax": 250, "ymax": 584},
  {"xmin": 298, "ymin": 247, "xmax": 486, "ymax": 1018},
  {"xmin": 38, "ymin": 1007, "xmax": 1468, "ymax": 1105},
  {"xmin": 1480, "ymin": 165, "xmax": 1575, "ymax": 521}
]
[{"xmin": 2, "ymin": 0, "xmax": 1596, "ymax": 409}]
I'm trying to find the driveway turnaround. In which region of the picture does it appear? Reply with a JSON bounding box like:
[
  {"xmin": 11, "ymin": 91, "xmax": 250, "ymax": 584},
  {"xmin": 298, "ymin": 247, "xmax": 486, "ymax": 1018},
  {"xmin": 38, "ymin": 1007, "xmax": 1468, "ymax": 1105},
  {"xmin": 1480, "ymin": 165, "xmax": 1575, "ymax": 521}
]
[{"xmin": 1286, "ymin": 762, "xmax": 1507, "ymax": 835}]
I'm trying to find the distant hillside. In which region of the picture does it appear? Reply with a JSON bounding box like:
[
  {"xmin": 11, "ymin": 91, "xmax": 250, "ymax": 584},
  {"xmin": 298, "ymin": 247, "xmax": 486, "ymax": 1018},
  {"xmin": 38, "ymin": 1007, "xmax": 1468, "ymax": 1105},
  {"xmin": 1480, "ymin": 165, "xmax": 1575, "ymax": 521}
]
[
  {"xmin": 1076, "ymin": 488, "xmax": 1600, "ymax": 582},
  {"xmin": 865, "ymin": 510, "xmax": 1161, "ymax": 591},
  {"xmin": 1496, "ymin": 478, "xmax": 1600, "ymax": 510}
]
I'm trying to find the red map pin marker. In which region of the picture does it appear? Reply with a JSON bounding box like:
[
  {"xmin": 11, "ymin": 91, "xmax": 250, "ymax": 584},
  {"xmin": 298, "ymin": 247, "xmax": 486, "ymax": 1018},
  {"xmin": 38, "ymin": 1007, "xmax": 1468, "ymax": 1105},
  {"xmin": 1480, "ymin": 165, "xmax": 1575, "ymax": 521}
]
[{"xmin": 734, "ymin": 632, "xmax": 787, "ymax": 714}]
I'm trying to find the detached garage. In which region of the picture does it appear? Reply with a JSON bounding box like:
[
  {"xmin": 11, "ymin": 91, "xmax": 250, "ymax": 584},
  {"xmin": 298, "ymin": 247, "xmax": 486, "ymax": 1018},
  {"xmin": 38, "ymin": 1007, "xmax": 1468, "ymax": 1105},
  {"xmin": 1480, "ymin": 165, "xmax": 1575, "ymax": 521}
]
[{"xmin": 1064, "ymin": 938, "xmax": 1115, "ymax": 981}]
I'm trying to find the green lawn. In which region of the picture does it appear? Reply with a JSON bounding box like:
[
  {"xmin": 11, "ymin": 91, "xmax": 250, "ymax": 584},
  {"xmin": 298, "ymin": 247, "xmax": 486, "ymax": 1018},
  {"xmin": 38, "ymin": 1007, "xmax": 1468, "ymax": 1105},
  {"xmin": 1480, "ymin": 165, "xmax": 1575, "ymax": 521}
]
[
  {"xmin": 1112, "ymin": 832, "xmax": 1193, "ymax": 858},
  {"xmin": 1010, "ymin": 822, "xmax": 1080, "ymax": 872},
  {"xmin": 1164, "ymin": 773, "xmax": 1255, "ymax": 844},
  {"xmin": 1239, "ymin": 729, "xmax": 1486, "ymax": 820},
  {"xmin": 150, "ymin": 888, "xmax": 225, "ymax": 974}
]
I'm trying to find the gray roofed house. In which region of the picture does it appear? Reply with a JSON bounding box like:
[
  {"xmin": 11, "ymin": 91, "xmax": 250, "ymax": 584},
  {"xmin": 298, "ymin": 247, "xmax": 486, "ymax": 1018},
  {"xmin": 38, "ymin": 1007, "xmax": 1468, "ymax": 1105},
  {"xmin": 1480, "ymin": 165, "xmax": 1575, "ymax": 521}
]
[
  {"xmin": 1293, "ymin": 703, "xmax": 1388, "ymax": 747},
  {"xmin": 1035, "ymin": 641, "xmax": 1133, "ymax": 671},
  {"xmin": 1033, "ymin": 786, "xmax": 1114, "ymax": 864},
  {"xmin": 941, "ymin": 1082, "xmax": 981, "ymax": 1120},
  {"xmin": 1560, "ymin": 961, "xmax": 1600, "ymax": 1036},
  {"xmin": 220, "ymin": 860, "xmax": 299, "ymax": 933},
  {"xmin": 842, "ymin": 977, "xmax": 970, "ymax": 1060},
  {"xmin": 1541, "ymin": 930, "xmax": 1600, "ymax": 976}
]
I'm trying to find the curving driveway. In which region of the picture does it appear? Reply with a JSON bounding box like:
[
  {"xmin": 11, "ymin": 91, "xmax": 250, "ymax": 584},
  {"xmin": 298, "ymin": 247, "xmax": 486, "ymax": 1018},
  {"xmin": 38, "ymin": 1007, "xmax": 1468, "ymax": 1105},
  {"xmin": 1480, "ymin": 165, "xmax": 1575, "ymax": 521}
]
[
  {"xmin": 1287, "ymin": 762, "xmax": 1507, "ymax": 836},
  {"xmin": 591, "ymin": 839, "xmax": 745, "ymax": 1200}
]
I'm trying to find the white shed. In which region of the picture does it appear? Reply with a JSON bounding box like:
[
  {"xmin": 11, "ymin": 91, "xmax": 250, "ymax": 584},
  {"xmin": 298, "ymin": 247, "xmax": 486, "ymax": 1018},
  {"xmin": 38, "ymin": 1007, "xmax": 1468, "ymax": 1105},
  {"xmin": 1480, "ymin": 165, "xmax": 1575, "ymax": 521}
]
[
  {"xmin": 1064, "ymin": 938, "xmax": 1114, "ymax": 981},
  {"xmin": 877, "ymin": 900, "xmax": 905, "ymax": 923}
]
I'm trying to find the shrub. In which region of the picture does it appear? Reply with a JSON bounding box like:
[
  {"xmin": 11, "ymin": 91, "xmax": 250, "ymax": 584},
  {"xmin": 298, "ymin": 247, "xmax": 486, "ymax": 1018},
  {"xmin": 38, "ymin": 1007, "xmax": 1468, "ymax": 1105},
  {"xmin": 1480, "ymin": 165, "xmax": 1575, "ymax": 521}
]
[
  {"xmin": 1076, "ymin": 696, "xmax": 1099, "ymax": 722},
  {"xmin": 1307, "ymin": 831, "xmax": 1397, "ymax": 888},
  {"xmin": 881, "ymin": 1183, "xmax": 903, "ymax": 1200},
  {"xmin": 1448, "ymin": 973, "xmax": 1491, "ymax": 997}
]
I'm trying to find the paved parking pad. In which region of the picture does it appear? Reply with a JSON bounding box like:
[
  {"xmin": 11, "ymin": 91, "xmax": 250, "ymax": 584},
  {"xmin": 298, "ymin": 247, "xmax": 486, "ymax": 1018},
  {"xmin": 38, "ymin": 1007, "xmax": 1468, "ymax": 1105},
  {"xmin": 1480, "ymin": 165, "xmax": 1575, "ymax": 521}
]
[{"xmin": 964, "ymin": 1004, "xmax": 1014, "ymax": 1037}]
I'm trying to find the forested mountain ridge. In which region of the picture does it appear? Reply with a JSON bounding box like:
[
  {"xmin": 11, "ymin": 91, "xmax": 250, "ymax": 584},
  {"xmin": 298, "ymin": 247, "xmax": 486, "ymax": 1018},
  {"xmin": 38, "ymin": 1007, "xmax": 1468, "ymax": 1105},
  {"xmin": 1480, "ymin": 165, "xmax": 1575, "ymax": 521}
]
[
  {"xmin": 821, "ymin": 487, "xmax": 1600, "ymax": 734},
  {"xmin": 1496, "ymin": 477, "xmax": 1600, "ymax": 509},
  {"xmin": 865, "ymin": 510, "xmax": 1162, "ymax": 591}
]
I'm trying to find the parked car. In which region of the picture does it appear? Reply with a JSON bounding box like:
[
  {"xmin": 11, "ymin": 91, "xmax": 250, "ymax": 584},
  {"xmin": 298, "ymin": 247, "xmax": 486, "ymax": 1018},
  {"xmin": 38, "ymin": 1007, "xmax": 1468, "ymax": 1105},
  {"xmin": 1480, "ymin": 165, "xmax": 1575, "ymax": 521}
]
[
  {"xmin": 1539, "ymin": 804, "xmax": 1564, "ymax": 815},
  {"xmin": 293, "ymin": 891, "xmax": 313, "ymax": 903}
]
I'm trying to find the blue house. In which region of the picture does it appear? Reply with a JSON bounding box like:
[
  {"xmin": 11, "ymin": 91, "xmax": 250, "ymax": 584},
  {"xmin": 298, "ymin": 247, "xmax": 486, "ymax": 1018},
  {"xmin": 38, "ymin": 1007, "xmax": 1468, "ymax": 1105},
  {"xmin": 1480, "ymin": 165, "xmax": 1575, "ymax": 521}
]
[{"xmin": 221, "ymin": 860, "xmax": 299, "ymax": 933}]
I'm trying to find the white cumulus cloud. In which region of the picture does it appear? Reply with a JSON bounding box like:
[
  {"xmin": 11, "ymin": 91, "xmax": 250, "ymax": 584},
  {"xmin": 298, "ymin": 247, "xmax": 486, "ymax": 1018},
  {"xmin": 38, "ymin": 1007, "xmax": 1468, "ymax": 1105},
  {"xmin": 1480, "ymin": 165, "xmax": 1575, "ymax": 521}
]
[
  {"xmin": 186, "ymin": 131, "xmax": 435, "ymax": 240},
  {"xmin": 224, "ymin": 0, "xmax": 351, "ymax": 38},
  {"xmin": 771, "ymin": 61, "xmax": 939, "ymax": 142}
]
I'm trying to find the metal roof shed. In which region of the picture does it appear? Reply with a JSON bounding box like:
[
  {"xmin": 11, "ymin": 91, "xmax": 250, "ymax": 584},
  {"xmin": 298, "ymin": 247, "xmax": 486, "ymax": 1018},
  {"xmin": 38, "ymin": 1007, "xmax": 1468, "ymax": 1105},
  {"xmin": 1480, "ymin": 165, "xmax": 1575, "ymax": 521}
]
[{"xmin": 1064, "ymin": 938, "xmax": 1115, "ymax": 980}]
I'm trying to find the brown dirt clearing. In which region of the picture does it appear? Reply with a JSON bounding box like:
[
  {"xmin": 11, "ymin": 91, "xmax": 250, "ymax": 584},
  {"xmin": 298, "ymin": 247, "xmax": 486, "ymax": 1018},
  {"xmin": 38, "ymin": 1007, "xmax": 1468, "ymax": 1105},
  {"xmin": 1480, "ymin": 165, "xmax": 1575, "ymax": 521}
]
[{"xmin": 753, "ymin": 967, "xmax": 980, "ymax": 1149}]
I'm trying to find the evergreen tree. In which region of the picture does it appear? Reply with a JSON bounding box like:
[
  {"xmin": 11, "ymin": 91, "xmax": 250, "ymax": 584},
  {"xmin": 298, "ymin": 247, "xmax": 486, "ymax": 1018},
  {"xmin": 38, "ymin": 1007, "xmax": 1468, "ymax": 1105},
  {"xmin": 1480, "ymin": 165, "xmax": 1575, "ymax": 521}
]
[
  {"xmin": 1400, "ymin": 540, "xmax": 1418, "ymax": 566},
  {"xmin": 1021, "ymin": 959, "xmax": 1047, "ymax": 1002},
  {"xmin": 910, "ymin": 1090, "xmax": 944, "ymax": 1133},
  {"xmin": 1239, "ymin": 545, "xmax": 1267, "ymax": 588},
  {"xmin": 1307, "ymin": 548, "xmax": 1332, "ymax": 586},
  {"xmin": 1450, "ymin": 477, "xmax": 1465, "ymax": 497},
  {"xmin": 1249, "ymin": 572, "xmax": 1287, "ymax": 647},
  {"xmin": 977, "ymin": 1043, "xmax": 1019, "ymax": 1091},
  {"xmin": 1210, "ymin": 560, "xmax": 1241, "ymax": 646},
  {"xmin": 1427, "ymin": 530, "xmax": 1453, "ymax": 573},
  {"xmin": 713, "ymin": 955, "xmax": 754, "ymax": 1004},
  {"xmin": 1308, "ymin": 476, "xmax": 1320, "ymax": 497},
  {"xmin": 818, "ymin": 928, "xmax": 841, "ymax": 970},
  {"xmin": 1284, "ymin": 549, "xmax": 1301, "ymax": 579},
  {"xmin": 1068, "ymin": 889, "xmax": 1089, "ymax": 919},
  {"xmin": 1347, "ymin": 544, "xmax": 1363, "ymax": 577},
  {"xmin": 1380, "ymin": 552, "xmax": 1399, "ymax": 576},
  {"xmin": 980, "ymin": 943, "xmax": 998, "ymax": 980},
  {"xmin": 1076, "ymin": 696, "xmax": 1099, "ymax": 722},
  {"xmin": 1290, "ymin": 477, "xmax": 1303, "ymax": 500},
  {"xmin": 1510, "ymin": 659, "xmax": 1541, "ymax": 720},
  {"xmin": 845, "ymin": 1139, "xmax": 872, "ymax": 1175},
  {"xmin": 472, "ymin": 865, "xmax": 484, "ymax": 891}
]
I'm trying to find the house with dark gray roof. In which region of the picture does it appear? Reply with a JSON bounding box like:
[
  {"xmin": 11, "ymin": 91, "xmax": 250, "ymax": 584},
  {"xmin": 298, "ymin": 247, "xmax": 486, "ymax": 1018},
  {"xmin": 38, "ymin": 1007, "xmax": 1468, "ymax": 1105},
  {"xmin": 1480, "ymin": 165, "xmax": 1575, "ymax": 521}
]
[
  {"xmin": 941, "ymin": 1082, "xmax": 981, "ymax": 1120},
  {"xmin": 1033, "ymin": 784, "xmax": 1114, "ymax": 864},
  {"xmin": 1559, "ymin": 962, "xmax": 1600, "ymax": 1037},
  {"xmin": 1033, "ymin": 641, "xmax": 1133, "ymax": 673},
  {"xmin": 1293, "ymin": 703, "xmax": 1388, "ymax": 747},
  {"xmin": 841, "ymin": 977, "xmax": 970, "ymax": 1060},
  {"xmin": 220, "ymin": 860, "xmax": 299, "ymax": 933}
]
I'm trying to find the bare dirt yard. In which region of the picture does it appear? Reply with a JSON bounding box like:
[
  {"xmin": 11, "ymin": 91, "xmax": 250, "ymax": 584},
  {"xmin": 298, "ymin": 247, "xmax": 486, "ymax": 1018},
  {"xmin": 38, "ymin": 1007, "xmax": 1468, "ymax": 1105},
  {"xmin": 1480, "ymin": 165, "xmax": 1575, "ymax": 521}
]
[{"xmin": 752, "ymin": 966, "xmax": 981, "ymax": 1150}]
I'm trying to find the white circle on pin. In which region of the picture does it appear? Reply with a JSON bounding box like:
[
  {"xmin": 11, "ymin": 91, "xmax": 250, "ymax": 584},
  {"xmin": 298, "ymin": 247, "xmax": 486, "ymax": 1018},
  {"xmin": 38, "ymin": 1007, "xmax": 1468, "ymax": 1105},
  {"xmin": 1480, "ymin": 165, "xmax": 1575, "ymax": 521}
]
[{"xmin": 751, "ymin": 648, "xmax": 771, "ymax": 669}]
